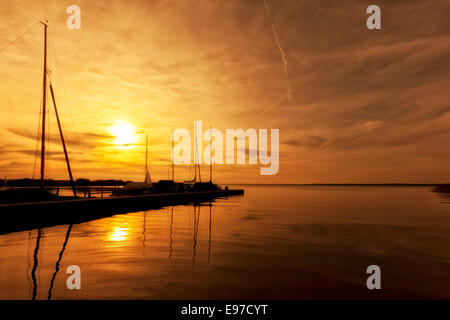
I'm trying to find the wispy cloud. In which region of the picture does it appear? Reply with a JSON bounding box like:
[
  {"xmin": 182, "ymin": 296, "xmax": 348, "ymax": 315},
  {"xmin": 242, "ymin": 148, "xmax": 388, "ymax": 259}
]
[
  {"xmin": 262, "ymin": 0, "xmax": 292, "ymax": 104},
  {"xmin": 0, "ymin": 0, "xmax": 449, "ymax": 183}
]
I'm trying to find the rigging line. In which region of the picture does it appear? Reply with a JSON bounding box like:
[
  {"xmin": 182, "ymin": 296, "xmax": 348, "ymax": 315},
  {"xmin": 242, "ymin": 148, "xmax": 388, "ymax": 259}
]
[
  {"xmin": 46, "ymin": 84, "xmax": 51, "ymax": 181},
  {"xmin": 48, "ymin": 31, "xmax": 90, "ymax": 179},
  {"xmin": 33, "ymin": 93, "xmax": 44, "ymax": 180},
  {"xmin": 0, "ymin": 21, "xmax": 39, "ymax": 56}
]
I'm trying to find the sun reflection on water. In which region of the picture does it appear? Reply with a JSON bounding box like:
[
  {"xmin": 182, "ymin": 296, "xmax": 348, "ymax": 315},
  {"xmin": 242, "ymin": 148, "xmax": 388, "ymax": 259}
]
[{"xmin": 109, "ymin": 227, "xmax": 129, "ymax": 242}]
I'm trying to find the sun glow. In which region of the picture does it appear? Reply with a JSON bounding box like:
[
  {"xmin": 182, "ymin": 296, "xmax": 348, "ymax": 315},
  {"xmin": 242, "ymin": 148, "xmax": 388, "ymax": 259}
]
[
  {"xmin": 108, "ymin": 120, "xmax": 137, "ymax": 147},
  {"xmin": 109, "ymin": 227, "xmax": 129, "ymax": 242}
]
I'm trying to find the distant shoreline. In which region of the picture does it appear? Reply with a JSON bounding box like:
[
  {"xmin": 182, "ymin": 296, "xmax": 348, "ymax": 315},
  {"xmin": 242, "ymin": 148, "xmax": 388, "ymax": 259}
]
[
  {"xmin": 223, "ymin": 183, "xmax": 448, "ymax": 187},
  {"xmin": 2, "ymin": 179, "xmax": 448, "ymax": 188}
]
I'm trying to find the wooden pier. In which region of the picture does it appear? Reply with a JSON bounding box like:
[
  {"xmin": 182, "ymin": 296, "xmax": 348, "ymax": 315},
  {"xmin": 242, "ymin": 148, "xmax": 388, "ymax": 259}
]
[{"xmin": 0, "ymin": 189, "xmax": 243, "ymax": 234}]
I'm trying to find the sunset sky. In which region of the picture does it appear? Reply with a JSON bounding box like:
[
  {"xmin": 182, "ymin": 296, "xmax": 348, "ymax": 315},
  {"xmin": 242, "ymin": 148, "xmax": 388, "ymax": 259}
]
[{"xmin": 0, "ymin": 0, "xmax": 449, "ymax": 184}]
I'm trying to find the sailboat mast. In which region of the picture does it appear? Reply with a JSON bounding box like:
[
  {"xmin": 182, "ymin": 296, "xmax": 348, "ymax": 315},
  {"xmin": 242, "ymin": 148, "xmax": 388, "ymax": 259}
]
[
  {"xmin": 144, "ymin": 133, "xmax": 151, "ymax": 184},
  {"xmin": 209, "ymin": 126, "xmax": 212, "ymax": 183},
  {"xmin": 195, "ymin": 125, "xmax": 201, "ymax": 182},
  {"xmin": 171, "ymin": 130, "xmax": 174, "ymax": 181},
  {"xmin": 40, "ymin": 21, "xmax": 48, "ymax": 188},
  {"xmin": 193, "ymin": 125, "xmax": 197, "ymax": 182},
  {"xmin": 145, "ymin": 134, "xmax": 148, "ymax": 174}
]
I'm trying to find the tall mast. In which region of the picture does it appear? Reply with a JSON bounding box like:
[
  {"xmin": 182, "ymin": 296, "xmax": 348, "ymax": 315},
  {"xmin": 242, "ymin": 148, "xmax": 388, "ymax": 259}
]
[
  {"xmin": 144, "ymin": 133, "xmax": 152, "ymax": 184},
  {"xmin": 197, "ymin": 137, "xmax": 201, "ymax": 183},
  {"xmin": 40, "ymin": 21, "xmax": 48, "ymax": 188},
  {"xmin": 197, "ymin": 158, "xmax": 201, "ymax": 182},
  {"xmin": 195, "ymin": 124, "xmax": 201, "ymax": 182},
  {"xmin": 193, "ymin": 125, "xmax": 197, "ymax": 182},
  {"xmin": 145, "ymin": 134, "xmax": 148, "ymax": 174},
  {"xmin": 171, "ymin": 130, "xmax": 174, "ymax": 181},
  {"xmin": 209, "ymin": 126, "xmax": 213, "ymax": 183}
]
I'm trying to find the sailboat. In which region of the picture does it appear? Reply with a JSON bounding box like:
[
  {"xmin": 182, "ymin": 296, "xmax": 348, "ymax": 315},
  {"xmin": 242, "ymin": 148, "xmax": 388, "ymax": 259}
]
[
  {"xmin": 187, "ymin": 126, "xmax": 219, "ymax": 192},
  {"xmin": 150, "ymin": 130, "xmax": 179, "ymax": 193},
  {"xmin": 0, "ymin": 21, "xmax": 243, "ymax": 233},
  {"xmin": 0, "ymin": 20, "xmax": 77, "ymax": 203},
  {"xmin": 184, "ymin": 126, "xmax": 202, "ymax": 184},
  {"xmin": 121, "ymin": 134, "xmax": 153, "ymax": 194}
]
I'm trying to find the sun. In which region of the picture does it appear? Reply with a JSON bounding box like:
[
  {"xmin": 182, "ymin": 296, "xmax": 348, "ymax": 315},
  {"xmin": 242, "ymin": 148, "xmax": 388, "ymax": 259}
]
[{"xmin": 108, "ymin": 120, "xmax": 137, "ymax": 147}]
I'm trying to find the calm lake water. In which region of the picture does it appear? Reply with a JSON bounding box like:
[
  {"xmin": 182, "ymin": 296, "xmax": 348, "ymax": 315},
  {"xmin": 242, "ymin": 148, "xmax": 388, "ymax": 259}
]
[{"xmin": 0, "ymin": 186, "xmax": 449, "ymax": 299}]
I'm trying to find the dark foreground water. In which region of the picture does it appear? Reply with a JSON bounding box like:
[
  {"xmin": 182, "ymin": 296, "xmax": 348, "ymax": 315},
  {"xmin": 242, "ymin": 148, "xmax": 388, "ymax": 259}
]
[{"xmin": 0, "ymin": 186, "xmax": 449, "ymax": 299}]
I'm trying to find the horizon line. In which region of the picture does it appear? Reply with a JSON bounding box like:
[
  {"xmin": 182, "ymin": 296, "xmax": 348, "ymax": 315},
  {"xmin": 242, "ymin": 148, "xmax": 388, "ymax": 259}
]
[{"xmin": 3, "ymin": 178, "xmax": 449, "ymax": 186}]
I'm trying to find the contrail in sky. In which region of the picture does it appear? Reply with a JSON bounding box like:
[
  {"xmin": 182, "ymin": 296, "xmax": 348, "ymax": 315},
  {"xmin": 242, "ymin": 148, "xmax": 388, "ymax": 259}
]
[{"xmin": 262, "ymin": 0, "xmax": 292, "ymax": 103}]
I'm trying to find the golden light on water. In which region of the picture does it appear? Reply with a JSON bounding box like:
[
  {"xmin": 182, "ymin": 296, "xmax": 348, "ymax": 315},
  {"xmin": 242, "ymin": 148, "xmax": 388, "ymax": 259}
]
[
  {"xmin": 108, "ymin": 121, "xmax": 137, "ymax": 148},
  {"xmin": 109, "ymin": 227, "xmax": 129, "ymax": 242}
]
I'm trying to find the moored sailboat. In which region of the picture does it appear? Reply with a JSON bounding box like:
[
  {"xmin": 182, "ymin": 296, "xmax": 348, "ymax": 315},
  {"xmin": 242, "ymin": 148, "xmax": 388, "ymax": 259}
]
[
  {"xmin": 0, "ymin": 21, "xmax": 243, "ymax": 234},
  {"xmin": 0, "ymin": 20, "xmax": 77, "ymax": 203},
  {"xmin": 120, "ymin": 134, "xmax": 153, "ymax": 194}
]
